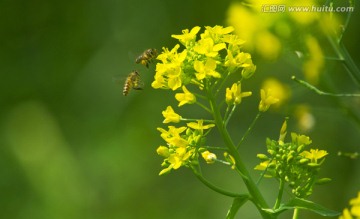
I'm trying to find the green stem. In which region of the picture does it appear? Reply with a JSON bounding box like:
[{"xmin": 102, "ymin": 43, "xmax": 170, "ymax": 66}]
[
  {"xmin": 206, "ymin": 88, "xmax": 272, "ymax": 219},
  {"xmin": 180, "ymin": 118, "xmax": 214, "ymax": 123},
  {"xmin": 225, "ymin": 104, "xmax": 237, "ymax": 126},
  {"xmin": 292, "ymin": 76, "xmax": 360, "ymax": 97},
  {"xmin": 203, "ymin": 146, "xmax": 228, "ymax": 151},
  {"xmin": 214, "ymin": 71, "xmax": 231, "ymax": 97},
  {"xmin": 223, "ymin": 105, "xmax": 231, "ymax": 124},
  {"xmin": 327, "ymin": 34, "xmax": 360, "ymax": 86},
  {"xmin": 256, "ymin": 158, "xmax": 274, "ymax": 185},
  {"xmin": 237, "ymin": 112, "xmax": 262, "ymax": 149},
  {"xmin": 292, "ymin": 208, "xmax": 300, "ymax": 219},
  {"xmin": 191, "ymin": 166, "xmax": 243, "ymax": 198},
  {"xmin": 195, "ymin": 101, "xmax": 212, "ymax": 113},
  {"xmin": 274, "ymin": 179, "xmax": 284, "ymax": 210}
]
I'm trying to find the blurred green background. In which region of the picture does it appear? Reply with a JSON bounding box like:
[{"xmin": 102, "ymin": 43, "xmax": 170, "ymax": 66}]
[{"xmin": 0, "ymin": 0, "xmax": 359, "ymax": 218}]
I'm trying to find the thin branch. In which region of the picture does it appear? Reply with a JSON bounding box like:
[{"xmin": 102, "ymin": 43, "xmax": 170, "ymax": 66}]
[{"xmin": 291, "ymin": 76, "xmax": 360, "ymax": 97}]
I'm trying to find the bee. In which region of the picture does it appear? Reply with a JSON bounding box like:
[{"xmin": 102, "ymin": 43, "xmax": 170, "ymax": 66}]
[
  {"xmin": 123, "ymin": 70, "xmax": 143, "ymax": 96},
  {"xmin": 135, "ymin": 48, "xmax": 157, "ymax": 68}
]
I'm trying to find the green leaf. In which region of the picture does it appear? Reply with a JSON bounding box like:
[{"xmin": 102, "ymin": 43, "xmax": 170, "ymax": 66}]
[
  {"xmin": 226, "ymin": 195, "xmax": 249, "ymax": 219},
  {"xmin": 262, "ymin": 197, "xmax": 340, "ymax": 217}
]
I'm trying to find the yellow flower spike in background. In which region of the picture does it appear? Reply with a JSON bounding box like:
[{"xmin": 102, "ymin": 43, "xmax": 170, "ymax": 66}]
[
  {"xmin": 225, "ymin": 83, "xmax": 252, "ymax": 105},
  {"xmin": 226, "ymin": 2, "xmax": 282, "ymax": 60},
  {"xmin": 226, "ymin": 0, "xmax": 341, "ymax": 62},
  {"xmin": 294, "ymin": 105, "xmax": 316, "ymax": 132},
  {"xmin": 162, "ymin": 106, "xmax": 181, "ymax": 123},
  {"xmin": 175, "ymin": 86, "xmax": 196, "ymax": 107},
  {"xmin": 258, "ymin": 89, "xmax": 280, "ymax": 112},
  {"xmin": 261, "ymin": 78, "xmax": 290, "ymax": 107},
  {"xmin": 303, "ymin": 35, "xmax": 324, "ymax": 84}
]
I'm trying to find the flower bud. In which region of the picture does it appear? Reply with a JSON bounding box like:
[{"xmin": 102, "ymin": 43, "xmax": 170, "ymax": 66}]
[
  {"xmin": 256, "ymin": 154, "xmax": 269, "ymax": 160},
  {"xmin": 157, "ymin": 146, "xmax": 170, "ymax": 157},
  {"xmin": 299, "ymin": 158, "xmax": 309, "ymax": 164},
  {"xmin": 201, "ymin": 151, "xmax": 217, "ymax": 164},
  {"xmin": 315, "ymin": 178, "xmax": 332, "ymax": 185}
]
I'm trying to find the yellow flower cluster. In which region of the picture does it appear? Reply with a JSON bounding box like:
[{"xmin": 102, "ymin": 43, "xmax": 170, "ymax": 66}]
[
  {"xmin": 157, "ymin": 110, "xmax": 215, "ymax": 175},
  {"xmin": 340, "ymin": 192, "xmax": 360, "ymax": 219},
  {"xmin": 255, "ymin": 119, "xmax": 329, "ymax": 198},
  {"xmin": 154, "ymin": 26, "xmax": 283, "ymax": 175},
  {"xmin": 151, "ymin": 26, "xmax": 256, "ymax": 93}
]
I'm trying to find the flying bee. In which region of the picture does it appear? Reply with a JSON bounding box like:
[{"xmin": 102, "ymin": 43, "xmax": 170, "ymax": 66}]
[
  {"xmin": 135, "ymin": 48, "xmax": 157, "ymax": 68},
  {"xmin": 123, "ymin": 70, "xmax": 143, "ymax": 96}
]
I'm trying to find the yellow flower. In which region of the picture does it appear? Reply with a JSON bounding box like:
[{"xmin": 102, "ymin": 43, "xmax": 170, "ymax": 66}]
[
  {"xmin": 175, "ymin": 86, "xmax": 196, "ymax": 107},
  {"xmin": 225, "ymin": 83, "xmax": 252, "ymax": 105},
  {"xmin": 254, "ymin": 161, "xmax": 269, "ymax": 171},
  {"xmin": 339, "ymin": 192, "xmax": 360, "ymax": 218},
  {"xmin": 194, "ymin": 58, "xmax": 221, "ymax": 80},
  {"xmin": 171, "ymin": 26, "xmax": 201, "ymax": 46},
  {"xmin": 300, "ymin": 149, "xmax": 328, "ymax": 164},
  {"xmin": 157, "ymin": 126, "xmax": 188, "ymax": 148},
  {"xmin": 201, "ymin": 151, "xmax": 217, "ymax": 164},
  {"xmin": 156, "ymin": 44, "xmax": 181, "ymax": 63},
  {"xmin": 205, "ymin": 25, "xmax": 234, "ymax": 35},
  {"xmin": 153, "ymin": 45, "xmax": 187, "ymax": 90},
  {"xmin": 339, "ymin": 208, "xmax": 352, "ymax": 219},
  {"xmin": 187, "ymin": 120, "xmax": 215, "ymax": 131},
  {"xmin": 167, "ymin": 67, "xmax": 183, "ymax": 91},
  {"xmin": 222, "ymin": 34, "xmax": 246, "ymax": 47},
  {"xmin": 241, "ymin": 63, "xmax": 256, "ymax": 79},
  {"xmin": 291, "ymin": 133, "xmax": 312, "ymax": 146},
  {"xmin": 159, "ymin": 148, "xmax": 195, "ymax": 175},
  {"xmin": 201, "ymin": 25, "xmax": 234, "ymax": 42},
  {"xmin": 350, "ymin": 192, "xmax": 360, "ymax": 217},
  {"xmin": 194, "ymin": 38, "xmax": 226, "ymax": 57},
  {"xmin": 151, "ymin": 72, "xmax": 167, "ymax": 89},
  {"xmin": 225, "ymin": 50, "xmax": 256, "ymax": 78},
  {"xmin": 162, "ymin": 106, "xmax": 181, "ymax": 123},
  {"xmin": 258, "ymin": 89, "xmax": 279, "ymax": 112},
  {"xmin": 261, "ymin": 78, "xmax": 290, "ymax": 106},
  {"xmin": 350, "ymin": 192, "xmax": 360, "ymax": 206}
]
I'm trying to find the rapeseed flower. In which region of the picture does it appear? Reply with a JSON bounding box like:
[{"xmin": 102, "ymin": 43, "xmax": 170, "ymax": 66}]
[
  {"xmin": 258, "ymin": 89, "xmax": 279, "ymax": 112},
  {"xmin": 162, "ymin": 106, "xmax": 181, "ymax": 123},
  {"xmin": 225, "ymin": 83, "xmax": 252, "ymax": 105},
  {"xmin": 175, "ymin": 86, "xmax": 196, "ymax": 107}
]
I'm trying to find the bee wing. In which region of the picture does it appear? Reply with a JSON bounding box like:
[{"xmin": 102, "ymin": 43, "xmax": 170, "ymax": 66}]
[
  {"xmin": 133, "ymin": 77, "xmax": 144, "ymax": 90},
  {"xmin": 112, "ymin": 74, "xmax": 126, "ymax": 85}
]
